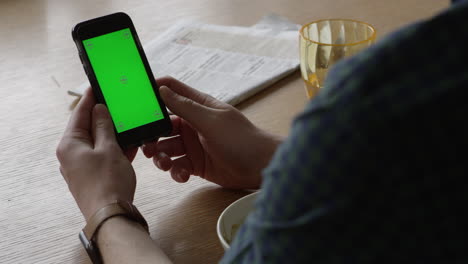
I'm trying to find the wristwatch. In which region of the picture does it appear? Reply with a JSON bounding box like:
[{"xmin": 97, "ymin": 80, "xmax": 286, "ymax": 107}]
[{"xmin": 78, "ymin": 200, "xmax": 149, "ymax": 264}]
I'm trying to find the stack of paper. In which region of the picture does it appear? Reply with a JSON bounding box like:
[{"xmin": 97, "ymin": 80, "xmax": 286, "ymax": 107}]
[{"xmin": 69, "ymin": 14, "xmax": 300, "ymax": 106}]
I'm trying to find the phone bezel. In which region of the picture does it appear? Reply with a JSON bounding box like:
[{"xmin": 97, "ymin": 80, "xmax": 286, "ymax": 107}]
[{"xmin": 72, "ymin": 12, "xmax": 172, "ymax": 149}]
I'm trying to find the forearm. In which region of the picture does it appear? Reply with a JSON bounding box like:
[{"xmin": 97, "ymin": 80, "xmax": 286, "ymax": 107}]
[{"xmin": 96, "ymin": 216, "xmax": 172, "ymax": 264}]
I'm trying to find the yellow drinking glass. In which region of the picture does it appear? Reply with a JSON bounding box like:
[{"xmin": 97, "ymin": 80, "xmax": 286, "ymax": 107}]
[{"xmin": 299, "ymin": 19, "xmax": 376, "ymax": 99}]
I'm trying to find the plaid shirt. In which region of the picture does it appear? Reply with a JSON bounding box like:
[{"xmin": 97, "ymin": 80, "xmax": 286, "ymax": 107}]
[{"xmin": 221, "ymin": 1, "xmax": 468, "ymax": 263}]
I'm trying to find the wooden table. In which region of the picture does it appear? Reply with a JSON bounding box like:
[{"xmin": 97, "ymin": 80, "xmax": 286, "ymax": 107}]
[{"xmin": 0, "ymin": 0, "xmax": 448, "ymax": 263}]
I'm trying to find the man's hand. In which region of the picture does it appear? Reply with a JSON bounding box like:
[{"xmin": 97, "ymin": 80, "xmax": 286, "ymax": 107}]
[
  {"xmin": 142, "ymin": 77, "xmax": 283, "ymax": 189},
  {"xmin": 56, "ymin": 87, "xmax": 138, "ymax": 221}
]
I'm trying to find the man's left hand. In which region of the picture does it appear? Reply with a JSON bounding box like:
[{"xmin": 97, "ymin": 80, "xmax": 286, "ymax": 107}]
[{"xmin": 56, "ymin": 87, "xmax": 138, "ymax": 221}]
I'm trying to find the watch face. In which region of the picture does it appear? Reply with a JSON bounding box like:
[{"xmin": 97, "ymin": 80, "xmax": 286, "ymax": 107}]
[
  {"xmin": 79, "ymin": 230, "xmax": 103, "ymax": 264},
  {"xmin": 79, "ymin": 230, "xmax": 91, "ymax": 249}
]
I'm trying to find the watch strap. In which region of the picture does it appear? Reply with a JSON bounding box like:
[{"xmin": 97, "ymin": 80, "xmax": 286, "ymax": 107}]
[
  {"xmin": 83, "ymin": 201, "xmax": 149, "ymax": 240},
  {"xmin": 80, "ymin": 200, "xmax": 149, "ymax": 264}
]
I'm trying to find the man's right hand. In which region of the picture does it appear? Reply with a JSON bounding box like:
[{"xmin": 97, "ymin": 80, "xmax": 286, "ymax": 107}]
[{"xmin": 142, "ymin": 77, "xmax": 283, "ymax": 189}]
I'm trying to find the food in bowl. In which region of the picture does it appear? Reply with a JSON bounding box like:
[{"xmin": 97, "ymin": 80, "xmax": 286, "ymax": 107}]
[
  {"xmin": 226, "ymin": 220, "xmax": 243, "ymax": 244},
  {"xmin": 217, "ymin": 192, "xmax": 258, "ymax": 250}
]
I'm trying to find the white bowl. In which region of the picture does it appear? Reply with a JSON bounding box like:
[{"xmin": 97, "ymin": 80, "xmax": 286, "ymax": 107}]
[{"xmin": 216, "ymin": 191, "xmax": 259, "ymax": 250}]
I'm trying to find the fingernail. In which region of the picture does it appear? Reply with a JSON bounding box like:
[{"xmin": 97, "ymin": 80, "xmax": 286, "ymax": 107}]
[
  {"xmin": 159, "ymin": 86, "xmax": 175, "ymax": 99},
  {"xmin": 155, "ymin": 152, "xmax": 169, "ymax": 170},
  {"xmin": 156, "ymin": 160, "xmax": 163, "ymax": 169},
  {"xmin": 95, "ymin": 104, "xmax": 109, "ymax": 118},
  {"xmin": 175, "ymin": 173, "xmax": 183, "ymax": 182},
  {"xmin": 178, "ymin": 169, "xmax": 189, "ymax": 182},
  {"xmin": 159, "ymin": 85, "xmax": 169, "ymax": 94},
  {"xmin": 157, "ymin": 152, "xmax": 168, "ymax": 160}
]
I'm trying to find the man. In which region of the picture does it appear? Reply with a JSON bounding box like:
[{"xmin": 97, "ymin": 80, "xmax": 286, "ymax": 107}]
[{"xmin": 57, "ymin": 0, "xmax": 468, "ymax": 263}]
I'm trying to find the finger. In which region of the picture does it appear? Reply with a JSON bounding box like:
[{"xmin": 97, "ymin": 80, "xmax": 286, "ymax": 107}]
[
  {"xmin": 143, "ymin": 135, "xmax": 186, "ymax": 160},
  {"xmin": 92, "ymin": 104, "xmax": 118, "ymax": 149},
  {"xmin": 124, "ymin": 147, "xmax": 138, "ymax": 162},
  {"xmin": 141, "ymin": 141, "xmax": 157, "ymax": 158},
  {"xmin": 159, "ymin": 85, "xmax": 218, "ymax": 134},
  {"xmin": 152, "ymin": 152, "xmax": 172, "ymax": 171},
  {"xmin": 155, "ymin": 136, "xmax": 186, "ymax": 157},
  {"xmin": 156, "ymin": 76, "xmax": 225, "ymax": 109},
  {"xmin": 141, "ymin": 116, "xmax": 181, "ymax": 158},
  {"xmin": 168, "ymin": 115, "xmax": 183, "ymax": 136},
  {"xmin": 65, "ymin": 87, "xmax": 96, "ymax": 135},
  {"xmin": 169, "ymin": 156, "xmax": 193, "ymax": 183}
]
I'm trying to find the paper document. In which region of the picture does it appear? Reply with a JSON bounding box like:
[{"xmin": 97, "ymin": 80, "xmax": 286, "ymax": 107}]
[
  {"xmin": 252, "ymin": 13, "xmax": 301, "ymax": 32},
  {"xmin": 69, "ymin": 15, "xmax": 300, "ymax": 106}
]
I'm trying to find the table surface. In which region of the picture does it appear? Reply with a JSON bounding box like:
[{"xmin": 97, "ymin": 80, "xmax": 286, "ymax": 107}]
[{"xmin": 0, "ymin": 0, "xmax": 448, "ymax": 263}]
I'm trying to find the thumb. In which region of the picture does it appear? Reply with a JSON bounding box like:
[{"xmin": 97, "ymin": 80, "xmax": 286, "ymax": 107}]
[
  {"xmin": 92, "ymin": 104, "xmax": 118, "ymax": 148},
  {"xmin": 160, "ymin": 86, "xmax": 215, "ymax": 133}
]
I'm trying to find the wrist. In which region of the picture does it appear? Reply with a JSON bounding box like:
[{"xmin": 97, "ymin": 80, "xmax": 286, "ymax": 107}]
[
  {"xmin": 96, "ymin": 215, "xmax": 148, "ymax": 245},
  {"xmin": 79, "ymin": 201, "xmax": 149, "ymax": 263},
  {"xmin": 257, "ymin": 131, "xmax": 283, "ymax": 168},
  {"xmin": 247, "ymin": 131, "xmax": 283, "ymax": 188},
  {"xmin": 79, "ymin": 195, "xmax": 134, "ymax": 222}
]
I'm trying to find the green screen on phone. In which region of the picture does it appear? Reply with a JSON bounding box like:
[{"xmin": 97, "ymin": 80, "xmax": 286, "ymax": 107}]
[{"xmin": 83, "ymin": 28, "xmax": 163, "ymax": 133}]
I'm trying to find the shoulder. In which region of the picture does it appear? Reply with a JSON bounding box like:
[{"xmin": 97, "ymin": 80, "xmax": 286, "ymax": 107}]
[
  {"xmin": 297, "ymin": 1, "xmax": 468, "ymax": 142},
  {"xmin": 261, "ymin": 0, "xmax": 468, "ymax": 220}
]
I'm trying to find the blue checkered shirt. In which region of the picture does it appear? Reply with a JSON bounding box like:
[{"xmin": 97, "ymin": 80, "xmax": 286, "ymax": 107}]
[{"xmin": 221, "ymin": 1, "xmax": 468, "ymax": 263}]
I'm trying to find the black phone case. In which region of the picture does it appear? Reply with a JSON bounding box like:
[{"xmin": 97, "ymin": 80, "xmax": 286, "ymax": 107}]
[{"xmin": 72, "ymin": 12, "xmax": 172, "ymax": 149}]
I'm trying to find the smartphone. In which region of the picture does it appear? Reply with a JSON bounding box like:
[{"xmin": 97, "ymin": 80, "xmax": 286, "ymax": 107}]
[{"xmin": 72, "ymin": 12, "xmax": 171, "ymax": 149}]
